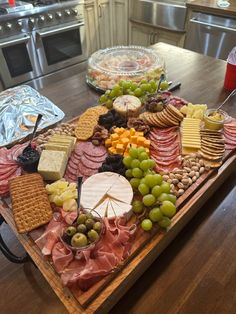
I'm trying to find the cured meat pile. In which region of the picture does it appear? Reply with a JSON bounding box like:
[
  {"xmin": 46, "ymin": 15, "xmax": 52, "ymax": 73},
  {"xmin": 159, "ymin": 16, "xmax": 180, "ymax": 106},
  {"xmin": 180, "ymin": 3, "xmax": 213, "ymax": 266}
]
[
  {"xmin": 0, "ymin": 143, "xmax": 28, "ymax": 196},
  {"xmin": 35, "ymin": 213, "xmax": 136, "ymax": 291},
  {"xmin": 148, "ymin": 126, "xmax": 182, "ymax": 173},
  {"xmin": 158, "ymin": 92, "xmax": 188, "ymax": 110},
  {"xmin": 64, "ymin": 142, "xmax": 107, "ymax": 182},
  {"xmin": 223, "ymin": 119, "xmax": 236, "ymax": 150}
]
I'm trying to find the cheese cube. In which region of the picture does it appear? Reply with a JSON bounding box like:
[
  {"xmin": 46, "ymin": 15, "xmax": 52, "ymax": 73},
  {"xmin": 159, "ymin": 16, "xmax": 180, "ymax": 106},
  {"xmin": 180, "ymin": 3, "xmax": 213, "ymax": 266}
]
[
  {"xmin": 116, "ymin": 145, "xmax": 124, "ymax": 154},
  {"xmin": 131, "ymin": 143, "xmax": 137, "ymax": 148},
  {"xmin": 38, "ymin": 150, "xmax": 68, "ymax": 181},
  {"xmin": 144, "ymin": 139, "xmax": 151, "ymax": 148},
  {"xmin": 105, "ymin": 138, "xmax": 112, "ymax": 147},
  {"xmin": 121, "ymin": 138, "xmax": 129, "ymax": 146},
  {"xmin": 114, "ymin": 127, "xmax": 120, "ymax": 134},
  {"xmin": 145, "ymin": 148, "xmax": 149, "ymax": 153},
  {"xmin": 130, "ymin": 128, "xmax": 136, "ymax": 136},
  {"xmin": 112, "ymin": 140, "xmax": 119, "ymax": 148},
  {"xmin": 136, "ymin": 131, "xmax": 144, "ymax": 137},
  {"xmin": 137, "ymin": 136, "xmax": 145, "ymax": 146},
  {"xmin": 123, "ymin": 151, "xmax": 129, "ymax": 157},
  {"xmin": 110, "ymin": 133, "xmax": 119, "ymax": 141},
  {"xmin": 130, "ymin": 135, "xmax": 137, "ymax": 144},
  {"xmin": 108, "ymin": 147, "xmax": 116, "ymax": 154},
  {"xmin": 120, "ymin": 130, "xmax": 130, "ymax": 138}
]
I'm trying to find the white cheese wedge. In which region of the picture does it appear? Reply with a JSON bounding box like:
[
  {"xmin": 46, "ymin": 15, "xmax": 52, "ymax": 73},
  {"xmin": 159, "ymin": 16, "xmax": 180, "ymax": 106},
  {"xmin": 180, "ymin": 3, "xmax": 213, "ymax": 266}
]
[
  {"xmin": 92, "ymin": 198, "xmax": 110, "ymax": 218},
  {"xmin": 81, "ymin": 172, "xmax": 133, "ymax": 218}
]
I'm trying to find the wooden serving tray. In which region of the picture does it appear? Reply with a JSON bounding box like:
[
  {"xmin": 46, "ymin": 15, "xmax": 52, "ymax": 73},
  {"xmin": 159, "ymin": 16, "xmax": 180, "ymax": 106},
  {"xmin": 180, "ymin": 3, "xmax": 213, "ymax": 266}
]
[{"xmin": 0, "ymin": 116, "xmax": 235, "ymax": 313}]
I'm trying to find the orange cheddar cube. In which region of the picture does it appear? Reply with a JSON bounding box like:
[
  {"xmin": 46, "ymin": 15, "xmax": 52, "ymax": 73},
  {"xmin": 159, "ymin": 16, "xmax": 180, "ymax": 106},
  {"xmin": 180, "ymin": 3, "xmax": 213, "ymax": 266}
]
[
  {"xmin": 129, "ymin": 128, "xmax": 136, "ymax": 136},
  {"xmin": 113, "ymin": 127, "xmax": 120, "ymax": 134},
  {"xmin": 108, "ymin": 146, "xmax": 116, "ymax": 154},
  {"xmin": 123, "ymin": 151, "xmax": 129, "ymax": 157},
  {"xmin": 121, "ymin": 138, "xmax": 129, "ymax": 146},
  {"xmin": 105, "ymin": 138, "xmax": 112, "ymax": 147},
  {"xmin": 131, "ymin": 143, "xmax": 137, "ymax": 148},
  {"xmin": 120, "ymin": 130, "xmax": 130, "ymax": 138},
  {"xmin": 130, "ymin": 135, "xmax": 138, "ymax": 144},
  {"xmin": 136, "ymin": 131, "xmax": 144, "ymax": 137},
  {"xmin": 110, "ymin": 133, "xmax": 119, "ymax": 141},
  {"xmin": 145, "ymin": 148, "xmax": 150, "ymax": 153},
  {"xmin": 116, "ymin": 144, "xmax": 124, "ymax": 154},
  {"xmin": 112, "ymin": 140, "xmax": 119, "ymax": 148},
  {"xmin": 144, "ymin": 139, "xmax": 151, "ymax": 148},
  {"xmin": 137, "ymin": 137, "xmax": 145, "ymax": 146}
]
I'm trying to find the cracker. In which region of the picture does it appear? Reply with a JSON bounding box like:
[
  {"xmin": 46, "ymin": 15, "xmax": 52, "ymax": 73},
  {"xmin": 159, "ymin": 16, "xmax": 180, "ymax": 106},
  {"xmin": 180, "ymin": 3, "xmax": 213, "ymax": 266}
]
[{"xmin": 10, "ymin": 174, "xmax": 52, "ymax": 234}]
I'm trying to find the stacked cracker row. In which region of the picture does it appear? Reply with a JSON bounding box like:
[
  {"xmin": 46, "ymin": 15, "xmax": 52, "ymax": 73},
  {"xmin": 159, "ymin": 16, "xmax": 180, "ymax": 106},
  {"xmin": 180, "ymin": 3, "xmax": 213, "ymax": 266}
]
[{"xmin": 10, "ymin": 174, "xmax": 52, "ymax": 234}]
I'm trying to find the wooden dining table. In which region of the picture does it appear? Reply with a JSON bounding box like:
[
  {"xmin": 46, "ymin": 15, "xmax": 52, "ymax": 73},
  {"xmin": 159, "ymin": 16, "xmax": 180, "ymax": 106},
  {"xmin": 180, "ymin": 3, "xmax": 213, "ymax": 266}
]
[{"xmin": 0, "ymin": 43, "xmax": 236, "ymax": 314}]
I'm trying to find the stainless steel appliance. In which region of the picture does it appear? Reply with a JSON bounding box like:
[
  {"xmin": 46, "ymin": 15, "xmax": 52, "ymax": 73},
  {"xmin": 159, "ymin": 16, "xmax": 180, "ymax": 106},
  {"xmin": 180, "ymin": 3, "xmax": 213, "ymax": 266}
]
[
  {"xmin": 0, "ymin": 0, "xmax": 86, "ymax": 89},
  {"xmin": 185, "ymin": 12, "xmax": 236, "ymax": 60},
  {"xmin": 130, "ymin": 0, "xmax": 187, "ymax": 32}
]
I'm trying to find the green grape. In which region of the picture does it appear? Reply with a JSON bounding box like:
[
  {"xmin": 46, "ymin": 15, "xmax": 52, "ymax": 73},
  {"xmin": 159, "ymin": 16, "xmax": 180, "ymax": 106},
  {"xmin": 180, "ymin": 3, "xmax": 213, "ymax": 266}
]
[
  {"xmin": 134, "ymin": 88, "xmax": 143, "ymax": 97},
  {"xmin": 143, "ymin": 169, "xmax": 154, "ymax": 176},
  {"xmin": 144, "ymin": 174, "xmax": 158, "ymax": 188},
  {"xmin": 158, "ymin": 193, "xmax": 170, "ymax": 202},
  {"xmin": 129, "ymin": 147, "xmax": 138, "ymax": 158},
  {"xmin": 140, "ymin": 79, "xmax": 148, "ymax": 84},
  {"xmin": 127, "ymin": 89, "xmax": 135, "ymax": 96},
  {"xmin": 149, "ymin": 207, "xmax": 163, "ymax": 222},
  {"xmin": 142, "ymin": 194, "xmax": 156, "ymax": 207},
  {"xmin": 146, "ymin": 83, "xmax": 153, "ymax": 93},
  {"xmin": 131, "ymin": 159, "xmax": 140, "ymax": 169},
  {"xmin": 105, "ymin": 90, "xmax": 111, "ymax": 96},
  {"xmin": 138, "ymin": 152, "xmax": 149, "ymax": 161},
  {"xmin": 140, "ymin": 160, "xmax": 150, "ymax": 171},
  {"xmin": 119, "ymin": 80, "xmax": 125, "ymax": 87},
  {"xmin": 160, "ymin": 201, "xmax": 176, "ymax": 218},
  {"xmin": 158, "ymin": 217, "xmax": 171, "ymax": 228},
  {"xmin": 122, "ymin": 80, "xmax": 132, "ymax": 90},
  {"xmin": 161, "ymin": 182, "xmax": 171, "ymax": 194},
  {"xmin": 151, "ymin": 185, "xmax": 162, "ymax": 198},
  {"xmin": 106, "ymin": 99, "xmax": 113, "ymax": 109},
  {"xmin": 110, "ymin": 89, "xmax": 118, "ymax": 98},
  {"xmin": 99, "ymin": 94, "xmax": 107, "ymax": 104},
  {"xmin": 132, "ymin": 200, "xmax": 144, "ymax": 214},
  {"xmin": 130, "ymin": 178, "xmax": 140, "ymax": 189},
  {"xmin": 112, "ymin": 84, "xmax": 120, "ymax": 92},
  {"xmin": 130, "ymin": 82, "xmax": 138, "ymax": 91},
  {"xmin": 132, "ymin": 168, "xmax": 143, "ymax": 178},
  {"xmin": 140, "ymin": 178, "xmax": 146, "ymax": 185},
  {"xmin": 152, "ymin": 174, "xmax": 163, "ymax": 186},
  {"xmin": 141, "ymin": 219, "xmax": 153, "ymax": 231},
  {"xmin": 123, "ymin": 156, "xmax": 132, "ymax": 168},
  {"xmin": 168, "ymin": 194, "xmax": 177, "ymax": 205},
  {"xmin": 125, "ymin": 169, "xmax": 133, "ymax": 178},
  {"xmin": 140, "ymin": 84, "xmax": 149, "ymax": 92},
  {"xmin": 147, "ymin": 159, "xmax": 156, "ymax": 169},
  {"xmin": 137, "ymin": 147, "xmax": 146, "ymax": 154},
  {"xmin": 149, "ymin": 80, "xmax": 157, "ymax": 90},
  {"xmin": 138, "ymin": 183, "xmax": 149, "ymax": 196},
  {"xmin": 160, "ymin": 81, "xmax": 169, "ymax": 90}
]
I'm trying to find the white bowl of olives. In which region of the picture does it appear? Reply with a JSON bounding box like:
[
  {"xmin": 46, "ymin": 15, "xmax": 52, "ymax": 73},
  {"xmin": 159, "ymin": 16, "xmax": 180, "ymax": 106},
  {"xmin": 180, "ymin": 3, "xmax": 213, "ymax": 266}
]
[{"xmin": 61, "ymin": 210, "xmax": 104, "ymax": 251}]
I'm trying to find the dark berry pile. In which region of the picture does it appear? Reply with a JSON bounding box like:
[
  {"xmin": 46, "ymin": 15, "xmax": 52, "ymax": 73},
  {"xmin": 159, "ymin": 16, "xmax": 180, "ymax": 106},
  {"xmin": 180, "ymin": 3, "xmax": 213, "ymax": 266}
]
[
  {"xmin": 98, "ymin": 109, "xmax": 127, "ymax": 130},
  {"xmin": 98, "ymin": 154, "xmax": 126, "ymax": 176}
]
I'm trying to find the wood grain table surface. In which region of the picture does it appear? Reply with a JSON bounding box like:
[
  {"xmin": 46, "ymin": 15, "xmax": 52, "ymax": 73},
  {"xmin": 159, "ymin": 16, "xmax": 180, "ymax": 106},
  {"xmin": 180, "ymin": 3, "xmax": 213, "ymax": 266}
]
[{"xmin": 0, "ymin": 43, "xmax": 236, "ymax": 314}]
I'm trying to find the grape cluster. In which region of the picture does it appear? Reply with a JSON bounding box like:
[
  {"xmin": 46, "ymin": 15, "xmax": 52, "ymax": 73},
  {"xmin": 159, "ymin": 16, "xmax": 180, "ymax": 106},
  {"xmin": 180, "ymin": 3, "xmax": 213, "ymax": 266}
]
[
  {"xmin": 98, "ymin": 154, "xmax": 126, "ymax": 176},
  {"xmin": 99, "ymin": 79, "xmax": 159, "ymax": 109},
  {"xmin": 123, "ymin": 147, "xmax": 177, "ymax": 230},
  {"xmin": 98, "ymin": 109, "xmax": 127, "ymax": 130}
]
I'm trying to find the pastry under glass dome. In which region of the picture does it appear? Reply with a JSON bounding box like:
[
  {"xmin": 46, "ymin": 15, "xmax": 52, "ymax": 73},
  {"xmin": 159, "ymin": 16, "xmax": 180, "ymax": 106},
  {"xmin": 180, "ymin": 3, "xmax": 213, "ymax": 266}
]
[{"xmin": 86, "ymin": 46, "xmax": 166, "ymax": 91}]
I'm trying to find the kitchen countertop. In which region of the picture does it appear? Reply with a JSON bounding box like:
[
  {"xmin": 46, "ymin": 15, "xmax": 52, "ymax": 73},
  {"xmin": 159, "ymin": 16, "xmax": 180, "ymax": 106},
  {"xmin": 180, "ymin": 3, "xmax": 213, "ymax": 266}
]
[
  {"xmin": 187, "ymin": 0, "xmax": 236, "ymax": 17},
  {"xmin": 0, "ymin": 43, "xmax": 236, "ymax": 314}
]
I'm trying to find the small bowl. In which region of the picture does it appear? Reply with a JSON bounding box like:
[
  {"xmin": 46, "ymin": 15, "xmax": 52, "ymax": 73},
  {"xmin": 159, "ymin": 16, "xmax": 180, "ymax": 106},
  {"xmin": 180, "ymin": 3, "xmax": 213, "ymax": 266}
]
[
  {"xmin": 204, "ymin": 109, "xmax": 228, "ymax": 131},
  {"xmin": 61, "ymin": 210, "xmax": 105, "ymax": 252}
]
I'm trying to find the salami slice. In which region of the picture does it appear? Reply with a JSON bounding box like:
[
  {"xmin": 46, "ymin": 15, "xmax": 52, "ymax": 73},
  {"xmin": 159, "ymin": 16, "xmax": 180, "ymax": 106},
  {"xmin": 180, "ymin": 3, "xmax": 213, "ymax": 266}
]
[
  {"xmin": 77, "ymin": 163, "xmax": 97, "ymax": 177},
  {"xmin": 80, "ymin": 155, "xmax": 103, "ymax": 170}
]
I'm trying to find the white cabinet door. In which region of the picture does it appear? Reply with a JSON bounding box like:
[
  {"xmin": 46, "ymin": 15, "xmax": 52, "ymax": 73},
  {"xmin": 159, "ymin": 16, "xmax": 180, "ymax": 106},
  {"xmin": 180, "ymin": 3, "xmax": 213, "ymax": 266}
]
[
  {"xmin": 129, "ymin": 23, "xmax": 153, "ymax": 46},
  {"xmin": 154, "ymin": 29, "xmax": 185, "ymax": 47},
  {"xmin": 84, "ymin": 0, "xmax": 100, "ymax": 55},
  {"xmin": 112, "ymin": 0, "xmax": 128, "ymax": 45},
  {"xmin": 97, "ymin": 0, "xmax": 112, "ymax": 48}
]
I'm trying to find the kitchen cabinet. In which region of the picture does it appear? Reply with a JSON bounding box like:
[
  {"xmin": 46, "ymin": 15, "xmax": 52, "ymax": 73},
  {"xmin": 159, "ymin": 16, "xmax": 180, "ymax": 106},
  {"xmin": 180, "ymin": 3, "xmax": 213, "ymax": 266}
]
[
  {"xmin": 129, "ymin": 22, "xmax": 185, "ymax": 47},
  {"xmin": 97, "ymin": 0, "xmax": 113, "ymax": 48},
  {"xmin": 112, "ymin": 0, "xmax": 129, "ymax": 45},
  {"xmin": 84, "ymin": 0, "xmax": 100, "ymax": 55}
]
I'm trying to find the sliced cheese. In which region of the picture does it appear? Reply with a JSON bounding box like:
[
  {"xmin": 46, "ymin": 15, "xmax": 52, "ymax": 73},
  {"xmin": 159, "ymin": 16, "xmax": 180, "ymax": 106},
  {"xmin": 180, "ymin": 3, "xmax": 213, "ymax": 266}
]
[
  {"xmin": 92, "ymin": 198, "xmax": 110, "ymax": 218},
  {"xmin": 110, "ymin": 199, "xmax": 133, "ymax": 220}
]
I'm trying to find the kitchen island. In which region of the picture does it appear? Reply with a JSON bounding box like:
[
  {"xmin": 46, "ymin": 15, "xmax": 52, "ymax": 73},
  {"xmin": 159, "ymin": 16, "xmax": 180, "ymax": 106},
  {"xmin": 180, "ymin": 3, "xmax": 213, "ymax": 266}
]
[
  {"xmin": 187, "ymin": 0, "xmax": 236, "ymax": 17},
  {"xmin": 0, "ymin": 43, "xmax": 236, "ymax": 314}
]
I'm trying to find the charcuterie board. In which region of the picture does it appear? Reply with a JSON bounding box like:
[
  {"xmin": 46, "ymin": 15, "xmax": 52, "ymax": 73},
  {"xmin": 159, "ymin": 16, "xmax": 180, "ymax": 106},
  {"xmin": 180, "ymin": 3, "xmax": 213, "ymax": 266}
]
[{"xmin": 0, "ymin": 103, "xmax": 235, "ymax": 313}]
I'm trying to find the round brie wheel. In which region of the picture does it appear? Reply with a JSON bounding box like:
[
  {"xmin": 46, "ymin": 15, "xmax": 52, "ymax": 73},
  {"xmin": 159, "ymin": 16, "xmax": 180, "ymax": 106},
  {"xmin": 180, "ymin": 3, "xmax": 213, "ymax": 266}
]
[{"xmin": 113, "ymin": 95, "xmax": 141, "ymax": 117}]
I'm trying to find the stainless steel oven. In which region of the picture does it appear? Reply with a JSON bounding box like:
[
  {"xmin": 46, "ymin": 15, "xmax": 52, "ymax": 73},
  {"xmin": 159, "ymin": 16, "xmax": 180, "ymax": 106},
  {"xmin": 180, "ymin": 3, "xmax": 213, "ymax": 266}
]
[
  {"xmin": 0, "ymin": 24, "xmax": 41, "ymax": 88},
  {"xmin": 33, "ymin": 20, "xmax": 86, "ymax": 74}
]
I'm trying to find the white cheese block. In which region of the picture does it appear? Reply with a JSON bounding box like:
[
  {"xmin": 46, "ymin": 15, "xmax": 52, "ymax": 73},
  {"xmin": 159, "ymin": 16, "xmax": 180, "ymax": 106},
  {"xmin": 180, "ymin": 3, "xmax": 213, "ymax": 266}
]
[
  {"xmin": 113, "ymin": 95, "xmax": 141, "ymax": 117},
  {"xmin": 107, "ymin": 175, "xmax": 133, "ymax": 204},
  {"xmin": 37, "ymin": 150, "xmax": 68, "ymax": 181},
  {"xmin": 110, "ymin": 199, "xmax": 133, "ymax": 220}
]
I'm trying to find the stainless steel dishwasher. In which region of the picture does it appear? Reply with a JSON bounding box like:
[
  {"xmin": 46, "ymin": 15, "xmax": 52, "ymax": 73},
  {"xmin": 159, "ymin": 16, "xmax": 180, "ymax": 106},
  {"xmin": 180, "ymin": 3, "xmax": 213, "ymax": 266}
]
[{"xmin": 185, "ymin": 12, "xmax": 236, "ymax": 60}]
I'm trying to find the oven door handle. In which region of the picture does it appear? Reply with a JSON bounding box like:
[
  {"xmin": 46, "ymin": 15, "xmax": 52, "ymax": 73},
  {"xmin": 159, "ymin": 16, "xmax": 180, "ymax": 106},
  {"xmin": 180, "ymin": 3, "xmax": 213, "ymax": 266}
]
[
  {"xmin": 0, "ymin": 35, "xmax": 30, "ymax": 48},
  {"xmin": 36, "ymin": 22, "xmax": 84, "ymax": 37}
]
